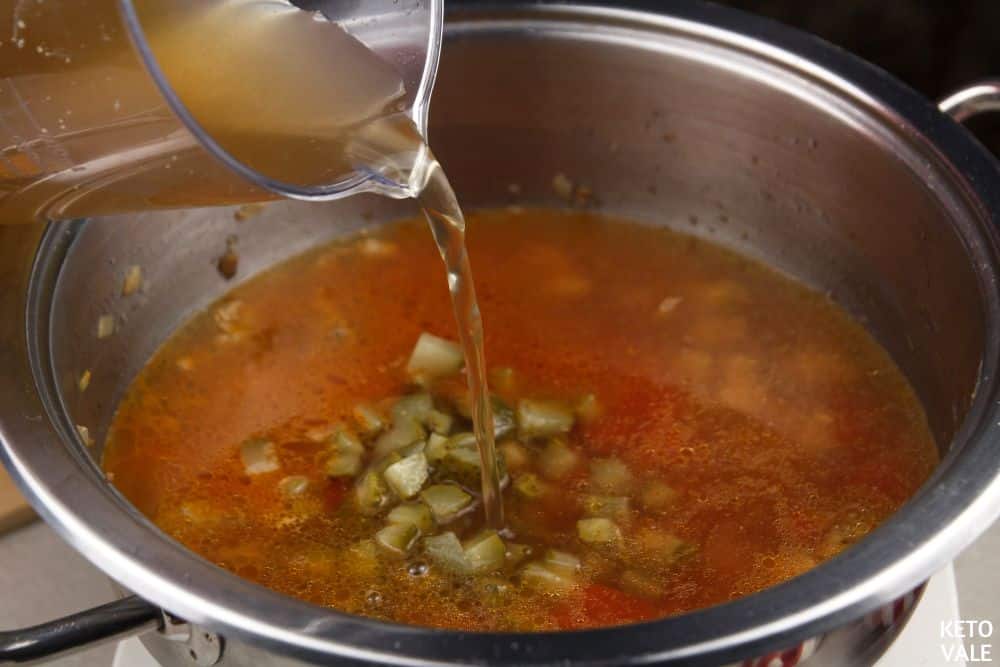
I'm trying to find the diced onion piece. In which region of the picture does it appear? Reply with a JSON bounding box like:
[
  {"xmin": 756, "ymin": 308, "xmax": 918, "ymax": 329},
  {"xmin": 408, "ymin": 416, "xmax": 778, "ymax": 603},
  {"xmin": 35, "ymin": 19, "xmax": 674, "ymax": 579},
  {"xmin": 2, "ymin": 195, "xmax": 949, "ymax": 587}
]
[
  {"xmin": 373, "ymin": 418, "xmax": 426, "ymax": 459},
  {"xmin": 406, "ymin": 333, "xmax": 464, "ymax": 384},
  {"xmin": 424, "ymin": 532, "xmax": 470, "ymax": 574},
  {"xmin": 420, "ymin": 484, "xmax": 472, "ymax": 523},
  {"xmin": 552, "ymin": 172, "xmax": 574, "ymax": 200},
  {"xmin": 463, "ymin": 531, "xmax": 506, "ymax": 574},
  {"xmin": 577, "ymin": 518, "xmax": 622, "ymax": 544},
  {"xmin": 78, "ymin": 370, "xmax": 91, "ymax": 392},
  {"xmin": 640, "ymin": 480, "xmax": 677, "ymax": 511},
  {"xmin": 513, "ymin": 473, "xmax": 547, "ymax": 499},
  {"xmin": 383, "ymin": 452, "xmax": 429, "ymax": 499},
  {"xmin": 387, "ymin": 503, "xmax": 434, "ymax": 533},
  {"xmin": 520, "ymin": 561, "xmax": 576, "ymax": 592},
  {"xmin": 575, "ymin": 393, "xmax": 602, "ymax": 422},
  {"xmin": 657, "ymin": 296, "xmax": 682, "ymax": 315},
  {"xmin": 425, "ymin": 433, "xmax": 449, "ymax": 461},
  {"xmin": 517, "ymin": 399, "xmax": 574, "ymax": 439},
  {"xmin": 355, "ymin": 471, "xmax": 389, "ymax": 514},
  {"xmin": 543, "ymin": 549, "xmax": 582, "ymax": 575},
  {"xmin": 589, "ymin": 457, "xmax": 633, "ymax": 493},
  {"xmin": 76, "ymin": 424, "xmax": 95, "ymax": 447},
  {"xmin": 96, "ymin": 314, "xmax": 115, "ymax": 339},
  {"xmin": 375, "ymin": 523, "xmax": 418, "ymax": 556},
  {"xmin": 278, "ymin": 475, "xmax": 309, "ymax": 496},
  {"xmin": 241, "ymin": 438, "xmax": 279, "ymax": 475},
  {"xmin": 122, "ymin": 265, "xmax": 143, "ymax": 296},
  {"xmin": 538, "ymin": 437, "xmax": 580, "ymax": 479},
  {"xmin": 391, "ymin": 393, "xmax": 435, "ymax": 422},
  {"xmin": 426, "ymin": 409, "xmax": 454, "ymax": 436},
  {"xmin": 353, "ymin": 404, "xmax": 385, "ymax": 436},
  {"xmin": 325, "ymin": 452, "xmax": 362, "ymax": 477},
  {"xmin": 582, "ymin": 495, "xmax": 631, "ymax": 521},
  {"xmin": 499, "ymin": 441, "xmax": 530, "ymax": 471}
]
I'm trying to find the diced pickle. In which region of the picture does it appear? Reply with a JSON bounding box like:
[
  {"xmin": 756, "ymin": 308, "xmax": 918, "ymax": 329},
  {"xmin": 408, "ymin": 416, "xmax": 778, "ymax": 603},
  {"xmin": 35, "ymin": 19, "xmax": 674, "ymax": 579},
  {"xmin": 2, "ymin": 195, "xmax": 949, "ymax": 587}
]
[
  {"xmin": 383, "ymin": 452, "xmax": 429, "ymax": 499},
  {"xmin": 325, "ymin": 452, "xmax": 362, "ymax": 477},
  {"xmin": 425, "ymin": 433, "xmax": 449, "ymax": 461},
  {"xmin": 520, "ymin": 561, "xmax": 576, "ymax": 592},
  {"xmin": 640, "ymin": 480, "xmax": 677, "ymax": 511},
  {"xmin": 505, "ymin": 543, "xmax": 532, "ymax": 567},
  {"xmin": 391, "ymin": 393, "xmax": 435, "ymax": 422},
  {"xmin": 538, "ymin": 438, "xmax": 580, "ymax": 479},
  {"xmin": 240, "ymin": 438, "xmax": 279, "ymax": 475},
  {"xmin": 489, "ymin": 366, "xmax": 516, "ymax": 394},
  {"xmin": 499, "ymin": 441, "xmax": 530, "ymax": 470},
  {"xmin": 589, "ymin": 458, "xmax": 633, "ymax": 493},
  {"xmin": 420, "ymin": 484, "xmax": 472, "ymax": 522},
  {"xmin": 355, "ymin": 471, "xmax": 389, "ymax": 514},
  {"xmin": 619, "ymin": 569, "xmax": 664, "ymax": 599},
  {"xmin": 543, "ymin": 549, "xmax": 582, "ymax": 575},
  {"xmin": 517, "ymin": 399, "xmax": 575, "ymax": 439},
  {"xmin": 278, "ymin": 475, "xmax": 309, "ymax": 497},
  {"xmin": 426, "ymin": 409, "xmax": 454, "ymax": 436},
  {"xmin": 577, "ymin": 518, "xmax": 622, "ymax": 544},
  {"xmin": 513, "ymin": 473, "xmax": 548, "ymax": 499},
  {"xmin": 376, "ymin": 523, "xmax": 418, "ymax": 556},
  {"xmin": 491, "ymin": 397, "xmax": 517, "ymax": 439},
  {"xmin": 406, "ymin": 333, "xmax": 464, "ymax": 383},
  {"xmin": 582, "ymin": 495, "xmax": 631, "ymax": 521},
  {"xmin": 373, "ymin": 418, "xmax": 426, "ymax": 459},
  {"xmin": 575, "ymin": 393, "xmax": 602, "ymax": 422},
  {"xmin": 463, "ymin": 531, "xmax": 506, "ymax": 574},
  {"xmin": 331, "ymin": 430, "xmax": 364, "ymax": 457},
  {"xmin": 387, "ymin": 503, "xmax": 434, "ymax": 533},
  {"xmin": 424, "ymin": 532, "xmax": 470, "ymax": 574},
  {"xmin": 352, "ymin": 404, "xmax": 385, "ymax": 436}
]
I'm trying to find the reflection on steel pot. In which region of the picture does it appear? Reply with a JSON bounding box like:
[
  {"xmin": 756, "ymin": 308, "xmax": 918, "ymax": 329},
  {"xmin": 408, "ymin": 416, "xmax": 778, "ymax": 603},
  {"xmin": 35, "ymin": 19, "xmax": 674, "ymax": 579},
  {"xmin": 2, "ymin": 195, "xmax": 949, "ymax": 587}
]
[{"xmin": 3, "ymin": 2, "xmax": 1000, "ymax": 666}]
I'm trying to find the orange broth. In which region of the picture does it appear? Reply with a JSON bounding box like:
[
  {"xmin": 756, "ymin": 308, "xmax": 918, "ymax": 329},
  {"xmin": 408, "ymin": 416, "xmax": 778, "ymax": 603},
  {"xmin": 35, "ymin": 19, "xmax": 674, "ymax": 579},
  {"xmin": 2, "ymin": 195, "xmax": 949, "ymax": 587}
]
[{"xmin": 103, "ymin": 208, "xmax": 937, "ymax": 630}]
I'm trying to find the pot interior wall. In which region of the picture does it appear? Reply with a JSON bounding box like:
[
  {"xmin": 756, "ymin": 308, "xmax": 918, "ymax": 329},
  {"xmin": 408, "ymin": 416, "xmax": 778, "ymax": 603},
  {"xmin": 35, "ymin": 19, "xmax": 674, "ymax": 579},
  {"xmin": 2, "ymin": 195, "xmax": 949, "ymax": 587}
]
[{"xmin": 47, "ymin": 13, "xmax": 984, "ymax": 472}]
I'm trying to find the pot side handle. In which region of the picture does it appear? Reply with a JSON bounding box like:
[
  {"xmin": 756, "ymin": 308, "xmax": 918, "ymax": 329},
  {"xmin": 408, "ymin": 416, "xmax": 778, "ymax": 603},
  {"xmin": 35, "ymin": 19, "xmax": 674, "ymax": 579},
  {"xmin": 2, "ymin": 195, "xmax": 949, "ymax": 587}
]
[
  {"xmin": 939, "ymin": 80, "xmax": 1000, "ymax": 122},
  {"xmin": 0, "ymin": 595, "xmax": 160, "ymax": 665}
]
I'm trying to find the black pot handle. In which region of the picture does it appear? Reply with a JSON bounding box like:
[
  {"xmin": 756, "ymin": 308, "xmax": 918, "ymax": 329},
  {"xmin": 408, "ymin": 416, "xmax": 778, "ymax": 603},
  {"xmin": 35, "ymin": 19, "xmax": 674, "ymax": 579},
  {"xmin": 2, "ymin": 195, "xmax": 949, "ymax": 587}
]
[
  {"xmin": 0, "ymin": 595, "xmax": 161, "ymax": 665},
  {"xmin": 939, "ymin": 80, "xmax": 1000, "ymax": 122}
]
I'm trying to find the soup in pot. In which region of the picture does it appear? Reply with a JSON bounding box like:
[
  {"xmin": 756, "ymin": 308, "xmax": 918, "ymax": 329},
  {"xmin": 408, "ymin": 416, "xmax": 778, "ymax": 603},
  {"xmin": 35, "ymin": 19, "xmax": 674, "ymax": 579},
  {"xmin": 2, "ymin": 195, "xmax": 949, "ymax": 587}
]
[{"xmin": 103, "ymin": 208, "xmax": 937, "ymax": 630}]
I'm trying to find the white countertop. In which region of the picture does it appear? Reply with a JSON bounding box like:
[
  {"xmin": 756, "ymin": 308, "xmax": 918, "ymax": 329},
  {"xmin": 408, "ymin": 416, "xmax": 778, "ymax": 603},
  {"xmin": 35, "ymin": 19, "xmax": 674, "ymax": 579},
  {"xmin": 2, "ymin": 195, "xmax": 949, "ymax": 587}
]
[{"xmin": 1, "ymin": 519, "xmax": 996, "ymax": 666}]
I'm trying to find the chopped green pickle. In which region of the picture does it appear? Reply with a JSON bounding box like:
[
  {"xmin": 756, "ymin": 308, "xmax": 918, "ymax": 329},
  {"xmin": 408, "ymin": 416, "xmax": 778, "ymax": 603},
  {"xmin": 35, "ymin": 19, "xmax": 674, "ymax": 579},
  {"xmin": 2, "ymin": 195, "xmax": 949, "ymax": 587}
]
[
  {"xmin": 406, "ymin": 333, "xmax": 464, "ymax": 383},
  {"xmin": 463, "ymin": 531, "xmax": 506, "ymax": 574},
  {"xmin": 420, "ymin": 484, "xmax": 472, "ymax": 522},
  {"xmin": 387, "ymin": 503, "xmax": 434, "ymax": 533},
  {"xmin": 376, "ymin": 523, "xmax": 418, "ymax": 556},
  {"xmin": 516, "ymin": 399, "xmax": 575, "ymax": 439},
  {"xmin": 424, "ymin": 532, "xmax": 470, "ymax": 574},
  {"xmin": 577, "ymin": 517, "xmax": 622, "ymax": 544},
  {"xmin": 383, "ymin": 452, "xmax": 429, "ymax": 499}
]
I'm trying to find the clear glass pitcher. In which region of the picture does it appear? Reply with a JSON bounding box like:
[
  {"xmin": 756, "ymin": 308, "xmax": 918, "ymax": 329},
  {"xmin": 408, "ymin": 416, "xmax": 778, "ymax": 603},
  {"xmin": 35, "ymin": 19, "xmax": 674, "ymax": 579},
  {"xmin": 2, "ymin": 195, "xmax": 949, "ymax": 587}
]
[{"xmin": 0, "ymin": 0, "xmax": 442, "ymax": 223}]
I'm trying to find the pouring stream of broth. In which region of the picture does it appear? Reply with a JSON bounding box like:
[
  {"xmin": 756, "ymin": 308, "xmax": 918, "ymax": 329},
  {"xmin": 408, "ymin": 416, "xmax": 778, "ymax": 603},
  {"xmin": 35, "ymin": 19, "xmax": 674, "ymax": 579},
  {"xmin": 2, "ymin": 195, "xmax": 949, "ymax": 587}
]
[
  {"xmin": 349, "ymin": 116, "xmax": 504, "ymax": 528},
  {"xmin": 0, "ymin": 1, "xmax": 504, "ymax": 528}
]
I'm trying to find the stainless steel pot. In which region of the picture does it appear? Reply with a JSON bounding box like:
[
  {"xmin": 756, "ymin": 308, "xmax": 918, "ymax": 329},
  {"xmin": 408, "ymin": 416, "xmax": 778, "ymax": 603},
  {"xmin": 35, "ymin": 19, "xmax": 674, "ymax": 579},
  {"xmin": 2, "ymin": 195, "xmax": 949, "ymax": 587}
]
[{"xmin": 3, "ymin": 2, "xmax": 1000, "ymax": 666}]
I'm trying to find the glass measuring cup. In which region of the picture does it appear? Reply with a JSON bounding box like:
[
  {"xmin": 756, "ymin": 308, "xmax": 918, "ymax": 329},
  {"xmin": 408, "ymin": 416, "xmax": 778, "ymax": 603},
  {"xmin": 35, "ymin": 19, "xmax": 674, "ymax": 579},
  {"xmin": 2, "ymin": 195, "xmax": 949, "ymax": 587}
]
[{"xmin": 0, "ymin": 0, "xmax": 442, "ymax": 223}]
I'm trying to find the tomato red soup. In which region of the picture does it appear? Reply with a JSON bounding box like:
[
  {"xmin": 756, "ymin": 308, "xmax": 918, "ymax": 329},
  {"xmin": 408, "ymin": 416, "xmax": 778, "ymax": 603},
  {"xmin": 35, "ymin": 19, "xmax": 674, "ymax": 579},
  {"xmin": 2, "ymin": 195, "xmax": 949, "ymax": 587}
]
[{"xmin": 103, "ymin": 208, "xmax": 937, "ymax": 630}]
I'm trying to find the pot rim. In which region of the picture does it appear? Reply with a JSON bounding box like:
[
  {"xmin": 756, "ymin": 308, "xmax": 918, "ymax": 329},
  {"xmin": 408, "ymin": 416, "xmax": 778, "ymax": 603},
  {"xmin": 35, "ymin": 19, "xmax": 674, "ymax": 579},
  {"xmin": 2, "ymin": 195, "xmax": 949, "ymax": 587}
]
[{"xmin": 4, "ymin": 2, "xmax": 1000, "ymax": 665}]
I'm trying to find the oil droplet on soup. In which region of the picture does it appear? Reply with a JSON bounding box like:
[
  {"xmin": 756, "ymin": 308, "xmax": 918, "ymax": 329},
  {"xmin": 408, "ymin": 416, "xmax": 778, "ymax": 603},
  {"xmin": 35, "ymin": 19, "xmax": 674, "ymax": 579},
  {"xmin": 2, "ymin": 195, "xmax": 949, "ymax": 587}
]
[{"xmin": 103, "ymin": 208, "xmax": 937, "ymax": 631}]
